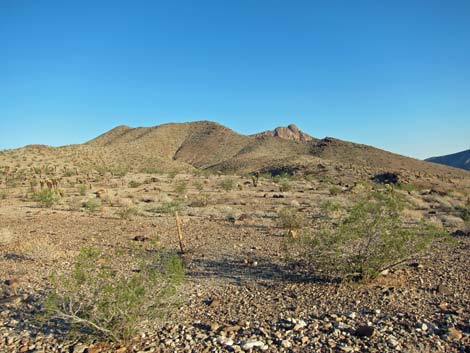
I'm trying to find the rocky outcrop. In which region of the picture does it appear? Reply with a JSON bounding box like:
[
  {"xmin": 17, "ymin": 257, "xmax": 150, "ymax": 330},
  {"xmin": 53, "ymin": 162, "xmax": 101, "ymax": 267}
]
[{"xmin": 255, "ymin": 124, "xmax": 314, "ymax": 142}]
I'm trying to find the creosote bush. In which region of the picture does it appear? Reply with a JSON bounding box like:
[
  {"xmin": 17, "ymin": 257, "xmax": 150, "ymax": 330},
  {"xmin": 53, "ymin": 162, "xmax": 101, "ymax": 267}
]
[
  {"xmin": 279, "ymin": 179, "xmax": 292, "ymax": 192},
  {"xmin": 33, "ymin": 189, "xmax": 59, "ymax": 207},
  {"xmin": 277, "ymin": 207, "xmax": 306, "ymax": 231},
  {"xmin": 218, "ymin": 177, "xmax": 236, "ymax": 192},
  {"xmin": 286, "ymin": 189, "xmax": 444, "ymax": 281},
  {"xmin": 43, "ymin": 246, "xmax": 184, "ymax": 342},
  {"xmin": 78, "ymin": 185, "xmax": 87, "ymax": 196},
  {"xmin": 149, "ymin": 201, "xmax": 182, "ymax": 214},
  {"xmin": 174, "ymin": 180, "xmax": 188, "ymax": 196},
  {"xmin": 83, "ymin": 198, "xmax": 102, "ymax": 212}
]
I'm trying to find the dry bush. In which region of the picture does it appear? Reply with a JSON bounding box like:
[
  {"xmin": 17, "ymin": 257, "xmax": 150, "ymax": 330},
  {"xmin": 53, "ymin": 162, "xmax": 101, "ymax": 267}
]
[
  {"xmin": 0, "ymin": 228, "xmax": 14, "ymax": 245},
  {"xmin": 17, "ymin": 236, "xmax": 63, "ymax": 262},
  {"xmin": 117, "ymin": 206, "xmax": 139, "ymax": 220},
  {"xmin": 439, "ymin": 214, "xmax": 465, "ymax": 228},
  {"xmin": 401, "ymin": 209, "xmax": 424, "ymax": 223},
  {"xmin": 189, "ymin": 193, "xmax": 211, "ymax": 207},
  {"xmin": 67, "ymin": 197, "xmax": 84, "ymax": 211},
  {"xmin": 218, "ymin": 177, "xmax": 236, "ymax": 192},
  {"xmin": 277, "ymin": 207, "xmax": 306, "ymax": 231}
]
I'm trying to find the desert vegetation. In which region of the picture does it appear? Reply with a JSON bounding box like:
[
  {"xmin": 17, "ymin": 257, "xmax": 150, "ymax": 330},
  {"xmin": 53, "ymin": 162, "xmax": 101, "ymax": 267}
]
[{"xmin": 0, "ymin": 124, "xmax": 469, "ymax": 352}]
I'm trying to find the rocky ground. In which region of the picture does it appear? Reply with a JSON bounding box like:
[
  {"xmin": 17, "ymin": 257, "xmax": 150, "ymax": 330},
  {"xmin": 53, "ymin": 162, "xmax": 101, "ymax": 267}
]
[{"xmin": 0, "ymin": 173, "xmax": 469, "ymax": 352}]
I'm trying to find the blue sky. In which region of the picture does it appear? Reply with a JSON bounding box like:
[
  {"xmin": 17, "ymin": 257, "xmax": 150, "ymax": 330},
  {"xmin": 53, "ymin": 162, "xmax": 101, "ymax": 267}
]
[{"xmin": 1, "ymin": 0, "xmax": 469, "ymax": 159}]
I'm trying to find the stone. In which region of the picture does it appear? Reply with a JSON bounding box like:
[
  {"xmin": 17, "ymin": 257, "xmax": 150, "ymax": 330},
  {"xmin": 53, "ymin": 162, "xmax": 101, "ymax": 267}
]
[
  {"xmin": 217, "ymin": 336, "xmax": 234, "ymax": 346},
  {"xmin": 447, "ymin": 327, "xmax": 463, "ymax": 340},
  {"xmin": 241, "ymin": 340, "xmax": 266, "ymax": 351},
  {"xmin": 4, "ymin": 279, "xmax": 19, "ymax": 288},
  {"xmin": 281, "ymin": 340, "xmax": 292, "ymax": 348},
  {"xmin": 437, "ymin": 284, "xmax": 452, "ymax": 295},
  {"xmin": 72, "ymin": 344, "xmax": 87, "ymax": 353},
  {"xmin": 354, "ymin": 325, "xmax": 374, "ymax": 338}
]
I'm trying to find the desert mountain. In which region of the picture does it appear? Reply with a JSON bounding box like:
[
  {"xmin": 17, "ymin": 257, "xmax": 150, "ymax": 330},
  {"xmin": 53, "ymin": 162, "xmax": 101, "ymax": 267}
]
[
  {"xmin": 1, "ymin": 121, "xmax": 468, "ymax": 180},
  {"xmin": 426, "ymin": 149, "xmax": 470, "ymax": 171}
]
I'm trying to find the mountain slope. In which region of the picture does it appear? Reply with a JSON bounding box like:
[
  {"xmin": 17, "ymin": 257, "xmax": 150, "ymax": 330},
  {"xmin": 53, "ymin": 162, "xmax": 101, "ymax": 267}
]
[
  {"xmin": 426, "ymin": 149, "xmax": 470, "ymax": 171},
  {"xmin": 1, "ymin": 121, "xmax": 468, "ymax": 180}
]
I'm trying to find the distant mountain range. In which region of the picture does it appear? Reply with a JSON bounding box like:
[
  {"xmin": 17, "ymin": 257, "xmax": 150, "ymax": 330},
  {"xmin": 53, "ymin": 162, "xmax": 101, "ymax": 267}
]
[
  {"xmin": 426, "ymin": 149, "xmax": 470, "ymax": 171},
  {"xmin": 1, "ymin": 121, "xmax": 467, "ymax": 180}
]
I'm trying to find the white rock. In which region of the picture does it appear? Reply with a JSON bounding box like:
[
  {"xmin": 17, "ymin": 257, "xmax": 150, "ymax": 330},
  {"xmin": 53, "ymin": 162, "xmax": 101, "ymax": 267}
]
[{"xmin": 242, "ymin": 340, "xmax": 266, "ymax": 351}]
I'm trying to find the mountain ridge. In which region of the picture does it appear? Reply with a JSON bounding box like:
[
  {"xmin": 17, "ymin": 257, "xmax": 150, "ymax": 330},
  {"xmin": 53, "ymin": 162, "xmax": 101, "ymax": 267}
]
[
  {"xmin": 1, "ymin": 121, "xmax": 468, "ymax": 179},
  {"xmin": 426, "ymin": 149, "xmax": 470, "ymax": 171}
]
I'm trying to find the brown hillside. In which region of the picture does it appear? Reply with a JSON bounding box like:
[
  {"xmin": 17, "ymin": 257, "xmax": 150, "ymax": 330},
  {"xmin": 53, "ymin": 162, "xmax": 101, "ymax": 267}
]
[{"xmin": 1, "ymin": 121, "xmax": 468, "ymax": 180}]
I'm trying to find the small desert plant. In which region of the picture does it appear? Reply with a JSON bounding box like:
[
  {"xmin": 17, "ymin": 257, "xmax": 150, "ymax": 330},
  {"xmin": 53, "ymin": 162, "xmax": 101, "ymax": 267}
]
[
  {"xmin": 0, "ymin": 228, "xmax": 14, "ymax": 245},
  {"xmin": 128, "ymin": 180, "xmax": 142, "ymax": 188},
  {"xmin": 33, "ymin": 189, "xmax": 59, "ymax": 207},
  {"xmin": 286, "ymin": 190, "xmax": 443, "ymax": 281},
  {"xmin": 117, "ymin": 206, "xmax": 139, "ymax": 220},
  {"xmin": 193, "ymin": 180, "xmax": 204, "ymax": 192},
  {"xmin": 78, "ymin": 185, "xmax": 87, "ymax": 196},
  {"xmin": 189, "ymin": 193, "xmax": 211, "ymax": 207},
  {"xmin": 279, "ymin": 179, "xmax": 293, "ymax": 192},
  {"xmin": 455, "ymin": 204, "xmax": 470, "ymax": 222},
  {"xmin": 67, "ymin": 197, "xmax": 83, "ymax": 211},
  {"xmin": 0, "ymin": 190, "xmax": 7, "ymax": 200},
  {"xmin": 218, "ymin": 177, "xmax": 236, "ymax": 192},
  {"xmin": 329, "ymin": 185, "xmax": 342, "ymax": 196},
  {"xmin": 277, "ymin": 207, "xmax": 306, "ymax": 231},
  {"xmin": 168, "ymin": 171, "xmax": 178, "ymax": 180},
  {"xmin": 43, "ymin": 246, "xmax": 184, "ymax": 342},
  {"xmin": 149, "ymin": 201, "xmax": 182, "ymax": 214},
  {"xmin": 320, "ymin": 200, "xmax": 342, "ymax": 213},
  {"xmin": 83, "ymin": 198, "xmax": 102, "ymax": 212},
  {"xmin": 174, "ymin": 180, "xmax": 187, "ymax": 196}
]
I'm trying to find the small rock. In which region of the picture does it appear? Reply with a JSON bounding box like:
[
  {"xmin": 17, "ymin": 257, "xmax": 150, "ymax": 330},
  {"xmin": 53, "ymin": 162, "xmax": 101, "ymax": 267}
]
[
  {"xmin": 437, "ymin": 284, "xmax": 452, "ymax": 295},
  {"xmin": 447, "ymin": 327, "xmax": 463, "ymax": 340},
  {"xmin": 241, "ymin": 340, "xmax": 266, "ymax": 351},
  {"xmin": 417, "ymin": 322, "xmax": 428, "ymax": 331},
  {"xmin": 354, "ymin": 325, "xmax": 374, "ymax": 338},
  {"xmin": 4, "ymin": 279, "xmax": 19, "ymax": 288},
  {"xmin": 72, "ymin": 344, "xmax": 87, "ymax": 353},
  {"xmin": 133, "ymin": 235, "xmax": 149, "ymax": 242}
]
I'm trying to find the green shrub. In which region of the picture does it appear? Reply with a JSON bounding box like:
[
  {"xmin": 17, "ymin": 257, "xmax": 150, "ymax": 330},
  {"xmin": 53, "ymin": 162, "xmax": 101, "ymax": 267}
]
[
  {"xmin": 33, "ymin": 189, "xmax": 59, "ymax": 207},
  {"xmin": 455, "ymin": 204, "xmax": 470, "ymax": 222},
  {"xmin": 277, "ymin": 207, "xmax": 306, "ymax": 231},
  {"xmin": 128, "ymin": 180, "xmax": 142, "ymax": 188},
  {"xmin": 279, "ymin": 179, "xmax": 292, "ymax": 192},
  {"xmin": 174, "ymin": 180, "xmax": 187, "ymax": 196},
  {"xmin": 149, "ymin": 201, "xmax": 182, "ymax": 214},
  {"xmin": 218, "ymin": 177, "xmax": 235, "ymax": 192},
  {"xmin": 329, "ymin": 185, "xmax": 342, "ymax": 196},
  {"xmin": 0, "ymin": 191, "xmax": 7, "ymax": 200},
  {"xmin": 78, "ymin": 185, "xmax": 87, "ymax": 196},
  {"xmin": 273, "ymin": 172, "xmax": 293, "ymax": 182},
  {"xmin": 320, "ymin": 200, "xmax": 342, "ymax": 213},
  {"xmin": 287, "ymin": 190, "xmax": 443, "ymax": 281},
  {"xmin": 44, "ymin": 246, "xmax": 184, "ymax": 342},
  {"xmin": 84, "ymin": 198, "xmax": 102, "ymax": 212},
  {"xmin": 193, "ymin": 180, "xmax": 204, "ymax": 192}
]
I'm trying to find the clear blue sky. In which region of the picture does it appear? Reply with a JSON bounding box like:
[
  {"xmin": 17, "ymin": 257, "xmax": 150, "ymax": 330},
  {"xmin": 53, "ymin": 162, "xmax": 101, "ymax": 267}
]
[{"xmin": 1, "ymin": 0, "xmax": 469, "ymax": 159}]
